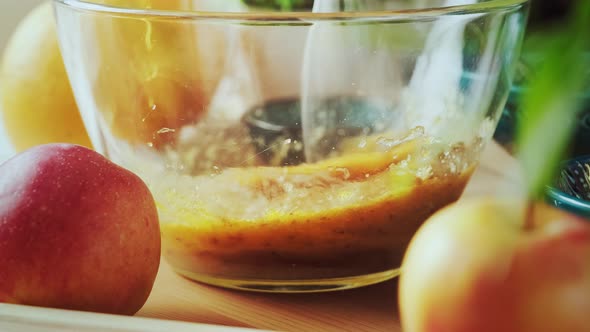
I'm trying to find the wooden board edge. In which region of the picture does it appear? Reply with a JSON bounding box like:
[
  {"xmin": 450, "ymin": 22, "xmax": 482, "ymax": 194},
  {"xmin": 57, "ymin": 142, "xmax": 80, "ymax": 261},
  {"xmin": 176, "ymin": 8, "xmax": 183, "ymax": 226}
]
[{"xmin": 0, "ymin": 303, "xmax": 267, "ymax": 332}]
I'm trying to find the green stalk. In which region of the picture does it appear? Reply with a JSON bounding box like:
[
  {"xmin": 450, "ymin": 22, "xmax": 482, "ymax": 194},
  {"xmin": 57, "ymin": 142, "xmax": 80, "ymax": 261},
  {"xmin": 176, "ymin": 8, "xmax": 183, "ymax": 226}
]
[{"xmin": 515, "ymin": 0, "xmax": 590, "ymax": 202}]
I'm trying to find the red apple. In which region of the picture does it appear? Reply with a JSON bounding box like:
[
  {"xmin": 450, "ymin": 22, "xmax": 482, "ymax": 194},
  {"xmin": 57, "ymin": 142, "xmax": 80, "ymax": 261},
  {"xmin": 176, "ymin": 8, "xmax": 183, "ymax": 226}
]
[
  {"xmin": 399, "ymin": 198, "xmax": 590, "ymax": 332},
  {"xmin": 0, "ymin": 144, "xmax": 160, "ymax": 315}
]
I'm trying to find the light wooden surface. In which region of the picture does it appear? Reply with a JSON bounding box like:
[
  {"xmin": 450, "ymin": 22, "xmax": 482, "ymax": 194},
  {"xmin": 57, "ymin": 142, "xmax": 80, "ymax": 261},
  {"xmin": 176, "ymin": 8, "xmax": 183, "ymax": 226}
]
[{"xmin": 135, "ymin": 141, "xmax": 520, "ymax": 332}]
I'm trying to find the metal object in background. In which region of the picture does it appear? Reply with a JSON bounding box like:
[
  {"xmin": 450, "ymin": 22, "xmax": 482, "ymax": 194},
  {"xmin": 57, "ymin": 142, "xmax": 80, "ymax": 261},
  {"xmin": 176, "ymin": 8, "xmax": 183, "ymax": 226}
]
[{"xmin": 546, "ymin": 155, "xmax": 590, "ymax": 219}]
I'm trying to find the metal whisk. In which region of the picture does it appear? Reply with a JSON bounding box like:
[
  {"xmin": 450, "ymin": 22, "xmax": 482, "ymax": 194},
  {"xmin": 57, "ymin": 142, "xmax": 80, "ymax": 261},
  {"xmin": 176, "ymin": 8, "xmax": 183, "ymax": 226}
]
[{"xmin": 556, "ymin": 159, "xmax": 590, "ymax": 201}]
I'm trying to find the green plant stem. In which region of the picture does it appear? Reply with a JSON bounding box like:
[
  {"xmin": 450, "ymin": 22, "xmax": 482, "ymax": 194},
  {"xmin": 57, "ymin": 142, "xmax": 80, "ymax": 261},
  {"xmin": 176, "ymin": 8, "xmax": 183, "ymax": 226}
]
[{"xmin": 515, "ymin": 0, "xmax": 590, "ymax": 202}]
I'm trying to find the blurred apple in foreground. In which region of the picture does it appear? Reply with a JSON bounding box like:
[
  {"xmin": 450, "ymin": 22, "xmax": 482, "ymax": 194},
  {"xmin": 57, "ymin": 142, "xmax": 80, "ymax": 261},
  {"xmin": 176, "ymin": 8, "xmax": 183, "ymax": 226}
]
[
  {"xmin": 0, "ymin": 144, "xmax": 160, "ymax": 315},
  {"xmin": 399, "ymin": 198, "xmax": 590, "ymax": 332}
]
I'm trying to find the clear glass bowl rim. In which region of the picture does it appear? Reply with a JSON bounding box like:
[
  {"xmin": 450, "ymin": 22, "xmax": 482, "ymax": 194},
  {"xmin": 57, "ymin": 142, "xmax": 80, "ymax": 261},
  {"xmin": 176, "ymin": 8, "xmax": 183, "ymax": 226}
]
[{"xmin": 53, "ymin": 0, "xmax": 529, "ymax": 22}]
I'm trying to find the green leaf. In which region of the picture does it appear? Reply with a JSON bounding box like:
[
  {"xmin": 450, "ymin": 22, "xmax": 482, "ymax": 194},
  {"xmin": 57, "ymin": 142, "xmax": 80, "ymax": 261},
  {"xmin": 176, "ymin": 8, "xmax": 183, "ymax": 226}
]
[{"xmin": 515, "ymin": 0, "xmax": 590, "ymax": 201}]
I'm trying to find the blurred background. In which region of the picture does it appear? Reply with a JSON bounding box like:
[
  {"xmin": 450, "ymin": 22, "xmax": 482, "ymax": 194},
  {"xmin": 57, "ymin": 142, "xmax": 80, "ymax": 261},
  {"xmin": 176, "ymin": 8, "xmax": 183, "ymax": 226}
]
[
  {"xmin": 0, "ymin": 0, "xmax": 577, "ymax": 162},
  {"xmin": 0, "ymin": 0, "xmax": 45, "ymax": 160},
  {"xmin": 0, "ymin": 1, "xmax": 44, "ymax": 49},
  {"xmin": 528, "ymin": 0, "xmax": 571, "ymax": 28}
]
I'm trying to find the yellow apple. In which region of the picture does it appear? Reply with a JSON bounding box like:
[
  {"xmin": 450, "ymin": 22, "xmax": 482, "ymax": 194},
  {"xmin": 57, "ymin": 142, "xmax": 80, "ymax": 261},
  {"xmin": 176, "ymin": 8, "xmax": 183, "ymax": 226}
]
[
  {"xmin": 399, "ymin": 198, "xmax": 590, "ymax": 332},
  {"xmin": 0, "ymin": 2, "xmax": 91, "ymax": 151},
  {"xmin": 90, "ymin": 0, "xmax": 229, "ymax": 149}
]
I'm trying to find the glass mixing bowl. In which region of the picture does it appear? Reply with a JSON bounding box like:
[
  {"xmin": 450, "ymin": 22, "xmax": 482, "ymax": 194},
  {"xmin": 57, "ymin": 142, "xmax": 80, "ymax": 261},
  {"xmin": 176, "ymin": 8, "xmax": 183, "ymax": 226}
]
[{"xmin": 54, "ymin": 0, "xmax": 529, "ymax": 292}]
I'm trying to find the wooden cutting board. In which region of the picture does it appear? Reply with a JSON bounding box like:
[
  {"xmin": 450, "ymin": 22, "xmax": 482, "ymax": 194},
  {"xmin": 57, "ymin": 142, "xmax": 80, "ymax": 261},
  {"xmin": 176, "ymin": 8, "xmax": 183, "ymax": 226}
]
[{"xmin": 134, "ymin": 141, "xmax": 521, "ymax": 332}]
